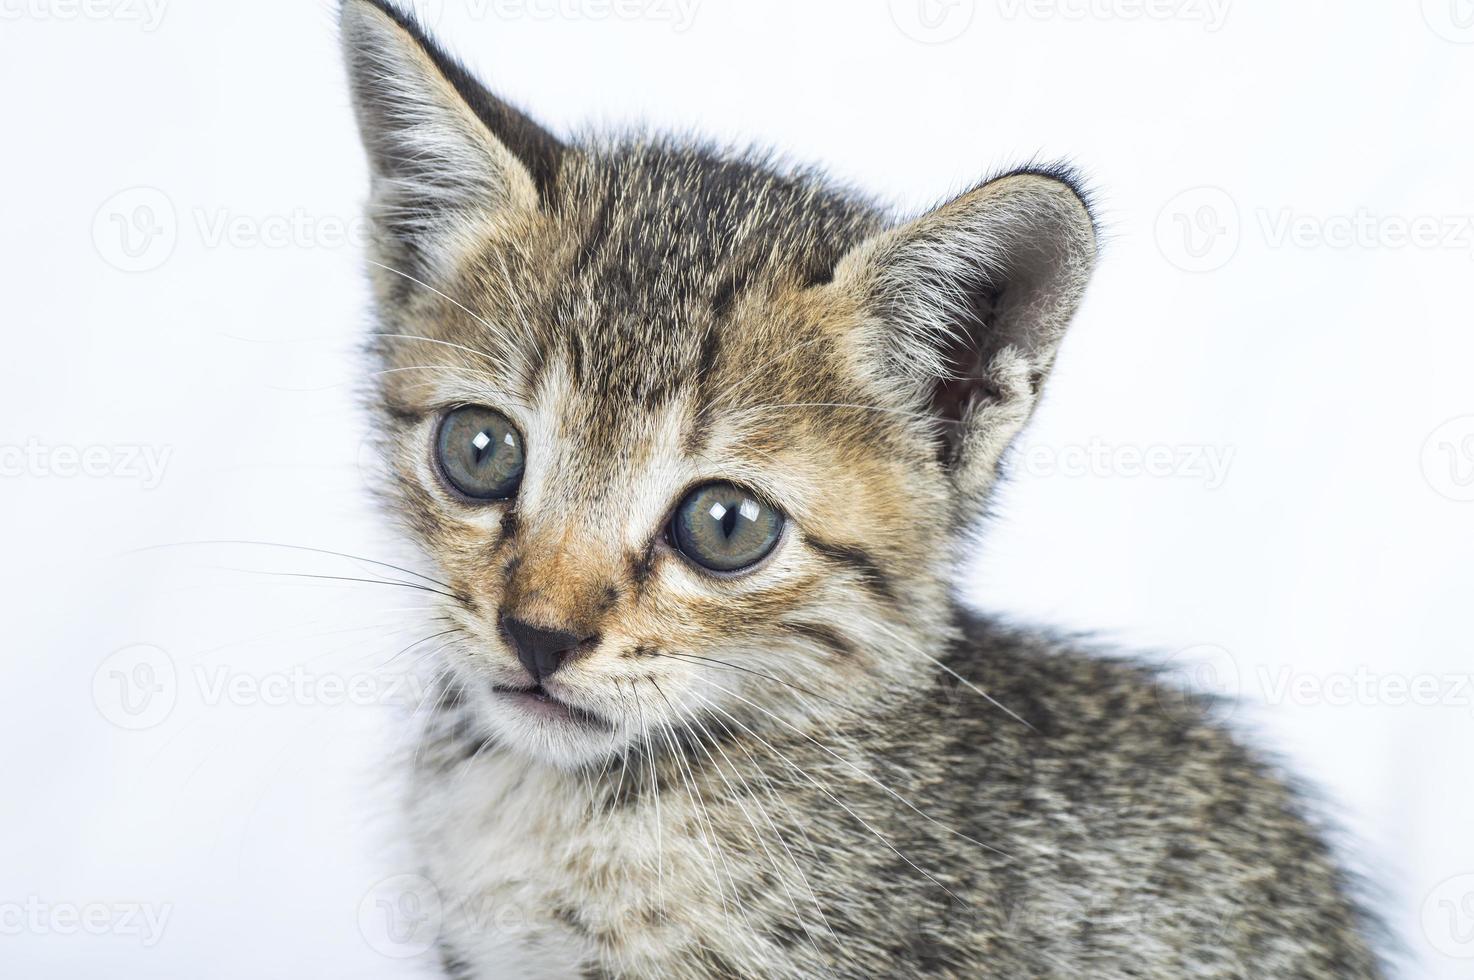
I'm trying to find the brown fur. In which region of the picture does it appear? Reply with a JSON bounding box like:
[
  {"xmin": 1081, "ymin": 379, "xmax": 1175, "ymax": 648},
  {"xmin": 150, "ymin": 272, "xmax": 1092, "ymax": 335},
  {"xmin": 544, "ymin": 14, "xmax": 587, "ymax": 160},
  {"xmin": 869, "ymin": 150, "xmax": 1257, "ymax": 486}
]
[{"xmin": 339, "ymin": 2, "xmax": 1385, "ymax": 976}]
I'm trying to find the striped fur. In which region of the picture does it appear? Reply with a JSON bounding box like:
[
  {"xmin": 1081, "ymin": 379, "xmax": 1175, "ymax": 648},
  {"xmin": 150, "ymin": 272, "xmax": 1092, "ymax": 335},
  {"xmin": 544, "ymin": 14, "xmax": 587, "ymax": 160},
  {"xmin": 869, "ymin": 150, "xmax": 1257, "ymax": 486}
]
[{"xmin": 340, "ymin": 2, "xmax": 1384, "ymax": 977}]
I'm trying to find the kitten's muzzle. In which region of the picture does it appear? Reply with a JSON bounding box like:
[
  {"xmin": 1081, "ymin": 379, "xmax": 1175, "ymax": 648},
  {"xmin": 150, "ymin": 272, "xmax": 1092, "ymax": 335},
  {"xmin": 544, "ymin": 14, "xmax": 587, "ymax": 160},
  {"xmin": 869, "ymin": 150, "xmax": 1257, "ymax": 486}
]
[{"xmin": 501, "ymin": 614, "xmax": 598, "ymax": 683}]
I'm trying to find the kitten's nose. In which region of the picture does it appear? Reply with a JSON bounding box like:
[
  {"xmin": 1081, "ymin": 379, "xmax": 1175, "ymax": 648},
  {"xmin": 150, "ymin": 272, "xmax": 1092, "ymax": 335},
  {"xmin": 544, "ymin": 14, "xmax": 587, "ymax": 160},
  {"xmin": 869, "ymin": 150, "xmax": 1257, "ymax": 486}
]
[{"xmin": 501, "ymin": 615, "xmax": 592, "ymax": 683}]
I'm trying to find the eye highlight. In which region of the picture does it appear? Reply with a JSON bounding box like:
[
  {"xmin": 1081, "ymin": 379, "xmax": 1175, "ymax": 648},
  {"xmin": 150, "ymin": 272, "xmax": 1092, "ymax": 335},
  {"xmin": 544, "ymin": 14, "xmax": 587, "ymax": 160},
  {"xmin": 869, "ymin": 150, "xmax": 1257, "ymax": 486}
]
[
  {"xmin": 669, "ymin": 482, "xmax": 784, "ymax": 573},
  {"xmin": 435, "ymin": 406, "xmax": 525, "ymax": 501}
]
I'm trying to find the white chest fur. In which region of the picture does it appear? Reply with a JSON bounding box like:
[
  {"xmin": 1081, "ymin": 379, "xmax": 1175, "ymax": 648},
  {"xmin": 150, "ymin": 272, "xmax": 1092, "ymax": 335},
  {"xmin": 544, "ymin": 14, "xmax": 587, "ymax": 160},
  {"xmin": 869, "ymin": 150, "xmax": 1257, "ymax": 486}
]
[{"xmin": 409, "ymin": 748, "xmax": 761, "ymax": 979}]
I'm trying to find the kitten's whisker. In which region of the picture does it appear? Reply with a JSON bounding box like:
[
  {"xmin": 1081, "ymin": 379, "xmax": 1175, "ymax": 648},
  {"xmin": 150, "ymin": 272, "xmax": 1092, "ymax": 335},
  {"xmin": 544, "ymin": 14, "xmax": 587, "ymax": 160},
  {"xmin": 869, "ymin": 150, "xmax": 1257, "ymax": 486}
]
[
  {"xmin": 447, "ymin": 723, "xmax": 500, "ymax": 800},
  {"xmin": 697, "ymin": 677, "xmax": 1013, "ymax": 860},
  {"xmin": 683, "ymin": 709, "xmax": 839, "ymax": 961},
  {"xmin": 586, "ymin": 742, "xmax": 622, "ymax": 819},
  {"xmin": 712, "ymin": 714, "xmax": 835, "ymax": 927},
  {"xmin": 299, "ymin": 620, "xmax": 455, "ymax": 672},
  {"xmin": 596, "ymin": 679, "xmax": 631, "ymax": 837},
  {"xmin": 220, "ymin": 568, "xmax": 465, "ymax": 603},
  {"xmin": 411, "ymin": 669, "xmax": 471, "ymax": 774},
  {"xmin": 576, "ymin": 749, "xmax": 597, "ymax": 812},
  {"xmin": 648, "ymin": 680, "xmax": 745, "ymax": 932},
  {"xmin": 193, "ymin": 612, "xmax": 444, "ymax": 660},
  {"xmin": 633, "ymin": 690, "xmax": 665, "ymax": 908},
  {"xmin": 364, "ymin": 259, "xmax": 511, "ymax": 353},
  {"xmin": 686, "ymin": 690, "xmax": 965, "ymax": 905},
  {"xmin": 651, "ymin": 651, "xmax": 855, "ymax": 714},
  {"xmin": 131, "ymin": 539, "xmax": 456, "ymax": 591},
  {"xmin": 371, "ymin": 364, "xmax": 499, "ymax": 381},
  {"xmin": 394, "ymin": 667, "xmax": 448, "ymax": 766},
  {"xmin": 385, "ymin": 627, "xmax": 463, "ymax": 666},
  {"xmin": 371, "ymin": 331, "xmax": 510, "ymax": 369},
  {"xmin": 871, "ymin": 621, "xmax": 1036, "ymax": 732}
]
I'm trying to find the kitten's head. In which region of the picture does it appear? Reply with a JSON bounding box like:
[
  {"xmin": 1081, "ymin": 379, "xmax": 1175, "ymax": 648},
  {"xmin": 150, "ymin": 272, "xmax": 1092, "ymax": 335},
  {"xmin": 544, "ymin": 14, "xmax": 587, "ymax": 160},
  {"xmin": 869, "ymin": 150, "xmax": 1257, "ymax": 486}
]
[{"xmin": 342, "ymin": 0, "xmax": 1096, "ymax": 767}]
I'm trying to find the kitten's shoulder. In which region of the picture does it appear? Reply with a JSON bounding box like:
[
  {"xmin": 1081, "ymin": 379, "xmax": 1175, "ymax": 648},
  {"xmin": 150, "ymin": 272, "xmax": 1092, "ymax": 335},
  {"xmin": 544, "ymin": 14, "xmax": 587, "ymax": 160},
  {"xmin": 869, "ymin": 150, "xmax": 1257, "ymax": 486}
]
[
  {"xmin": 941, "ymin": 611, "xmax": 1219, "ymax": 744},
  {"xmin": 927, "ymin": 610, "xmax": 1387, "ymax": 976}
]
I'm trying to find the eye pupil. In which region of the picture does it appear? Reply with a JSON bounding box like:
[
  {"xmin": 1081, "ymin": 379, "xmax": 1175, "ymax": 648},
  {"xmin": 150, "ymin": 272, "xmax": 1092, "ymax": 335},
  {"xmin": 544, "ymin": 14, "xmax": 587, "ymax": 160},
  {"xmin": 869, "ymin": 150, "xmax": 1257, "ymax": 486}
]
[
  {"xmin": 436, "ymin": 406, "xmax": 525, "ymax": 501},
  {"xmin": 672, "ymin": 482, "xmax": 783, "ymax": 572}
]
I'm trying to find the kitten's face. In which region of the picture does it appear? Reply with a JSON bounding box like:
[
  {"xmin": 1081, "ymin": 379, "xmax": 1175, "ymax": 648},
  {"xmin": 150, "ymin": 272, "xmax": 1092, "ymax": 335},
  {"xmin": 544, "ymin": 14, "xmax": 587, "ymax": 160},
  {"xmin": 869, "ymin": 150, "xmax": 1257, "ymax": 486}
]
[
  {"xmin": 371, "ymin": 167, "xmax": 954, "ymax": 765},
  {"xmin": 342, "ymin": 0, "xmax": 1095, "ymax": 767}
]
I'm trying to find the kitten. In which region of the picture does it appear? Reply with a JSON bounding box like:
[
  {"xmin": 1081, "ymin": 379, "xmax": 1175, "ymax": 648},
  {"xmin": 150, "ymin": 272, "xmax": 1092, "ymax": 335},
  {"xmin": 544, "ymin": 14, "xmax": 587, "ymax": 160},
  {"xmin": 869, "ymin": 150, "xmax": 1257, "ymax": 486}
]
[{"xmin": 340, "ymin": 1, "xmax": 1384, "ymax": 976}]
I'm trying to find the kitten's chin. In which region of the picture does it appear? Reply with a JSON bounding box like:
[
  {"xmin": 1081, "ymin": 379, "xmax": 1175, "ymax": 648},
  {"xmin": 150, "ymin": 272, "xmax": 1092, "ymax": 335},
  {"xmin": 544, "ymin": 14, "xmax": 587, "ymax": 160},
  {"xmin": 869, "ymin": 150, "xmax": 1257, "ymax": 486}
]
[{"xmin": 476, "ymin": 687, "xmax": 629, "ymax": 770}]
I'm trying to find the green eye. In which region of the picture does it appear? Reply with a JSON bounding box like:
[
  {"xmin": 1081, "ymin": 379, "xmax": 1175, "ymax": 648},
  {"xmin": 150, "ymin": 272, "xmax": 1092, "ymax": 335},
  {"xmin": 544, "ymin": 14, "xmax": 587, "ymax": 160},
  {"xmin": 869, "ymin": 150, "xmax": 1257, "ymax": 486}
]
[
  {"xmin": 435, "ymin": 406, "xmax": 525, "ymax": 501},
  {"xmin": 669, "ymin": 482, "xmax": 784, "ymax": 573}
]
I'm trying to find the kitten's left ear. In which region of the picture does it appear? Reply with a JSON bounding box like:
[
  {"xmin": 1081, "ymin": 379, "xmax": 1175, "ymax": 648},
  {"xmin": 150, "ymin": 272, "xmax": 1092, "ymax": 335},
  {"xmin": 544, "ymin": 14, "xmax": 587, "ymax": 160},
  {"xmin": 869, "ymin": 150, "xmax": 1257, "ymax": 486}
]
[
  {"xmin": 833, "ymin": 168, "xmax": 1098, "ymax": 521},
  {"xmin": 339, "ymin": 0, "xmax": 564, "ymax": 276}
]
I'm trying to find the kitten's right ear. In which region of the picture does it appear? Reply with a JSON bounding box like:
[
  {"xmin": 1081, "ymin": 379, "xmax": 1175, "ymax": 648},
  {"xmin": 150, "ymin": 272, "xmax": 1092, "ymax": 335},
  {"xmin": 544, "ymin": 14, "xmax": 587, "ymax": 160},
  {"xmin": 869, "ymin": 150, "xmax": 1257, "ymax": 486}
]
[{"xmin": 339, "ymin": 0, "xmax": 564, "ymax": 275}]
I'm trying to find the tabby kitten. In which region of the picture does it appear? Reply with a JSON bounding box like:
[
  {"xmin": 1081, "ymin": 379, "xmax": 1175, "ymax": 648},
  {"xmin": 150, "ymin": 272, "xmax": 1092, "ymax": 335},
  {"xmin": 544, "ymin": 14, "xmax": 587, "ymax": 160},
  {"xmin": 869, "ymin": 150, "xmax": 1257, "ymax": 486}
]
[{"xmin": 340, "ymin": 2, "xmax": 1383, "ymax": 976}]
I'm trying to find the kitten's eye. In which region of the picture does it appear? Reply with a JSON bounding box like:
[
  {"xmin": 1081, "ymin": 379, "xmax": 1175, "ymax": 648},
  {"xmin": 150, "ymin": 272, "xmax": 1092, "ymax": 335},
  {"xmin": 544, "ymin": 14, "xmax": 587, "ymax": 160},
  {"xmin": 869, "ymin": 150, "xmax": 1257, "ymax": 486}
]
[
  {"xmin": 435, "ymin": 406, "xmax": 525, "ymax": 501},
  {"xmin": 669, "ymin": 483, "xmax": 784, "ymax": 573}
]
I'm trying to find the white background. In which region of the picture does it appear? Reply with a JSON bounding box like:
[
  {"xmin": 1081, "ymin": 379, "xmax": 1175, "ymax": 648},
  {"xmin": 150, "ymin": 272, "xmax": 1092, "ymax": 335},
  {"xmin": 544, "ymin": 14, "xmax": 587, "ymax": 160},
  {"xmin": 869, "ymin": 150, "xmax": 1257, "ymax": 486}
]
[{"xmin": 2, "ymin": 0, "xmax": 1472, "ymax": 976}]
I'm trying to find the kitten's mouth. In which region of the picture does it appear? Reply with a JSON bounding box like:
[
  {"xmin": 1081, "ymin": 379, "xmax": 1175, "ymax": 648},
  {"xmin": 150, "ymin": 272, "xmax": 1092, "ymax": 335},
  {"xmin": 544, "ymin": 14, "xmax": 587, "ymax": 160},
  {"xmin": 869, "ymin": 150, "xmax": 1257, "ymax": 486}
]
[{"xmin": 491, "ymin": 684, "xmax": 612, "ymax": 730}]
